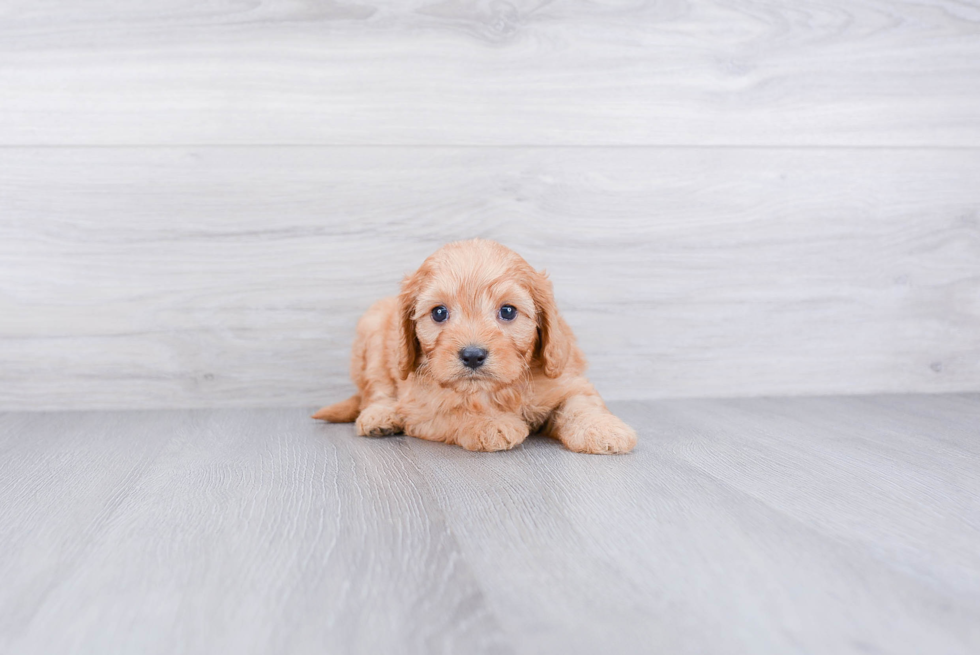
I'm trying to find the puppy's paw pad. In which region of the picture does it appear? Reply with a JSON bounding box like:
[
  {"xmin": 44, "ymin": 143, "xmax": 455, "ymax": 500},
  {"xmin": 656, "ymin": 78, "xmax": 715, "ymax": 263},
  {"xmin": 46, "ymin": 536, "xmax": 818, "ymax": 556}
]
[
  {"xmin": 563, "ymin": 414, "xmax": 637, "ymax": 455},
  {"xmin": 356, "ymin": 405, "xmax": 402, "ymax": 437},
  {"xmin": 458, "ymin": 420, "xmax": 529, "ymax": 452}
]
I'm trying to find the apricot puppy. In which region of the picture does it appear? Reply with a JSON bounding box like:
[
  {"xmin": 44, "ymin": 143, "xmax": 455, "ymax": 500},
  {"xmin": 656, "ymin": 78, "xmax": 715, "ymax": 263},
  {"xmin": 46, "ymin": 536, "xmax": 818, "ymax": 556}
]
[{"xmin": 313, "ymin": 239, "xmax": 636, "ymax": 454}]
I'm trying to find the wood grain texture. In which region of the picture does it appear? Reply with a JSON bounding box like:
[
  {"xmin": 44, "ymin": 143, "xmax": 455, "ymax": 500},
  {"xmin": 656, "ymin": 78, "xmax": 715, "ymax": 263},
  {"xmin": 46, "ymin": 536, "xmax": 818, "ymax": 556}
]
[
  {"xmin": 0, "ymin": 412, "xmax": 175, "ymax": 641},
  {"xmin": 1, "ymin": 0, "xmax": 979, "ymax": 146},
  {"xmin": 409, "ymin": 396, "xmax": 980, "ymax": 654},
  {"xmin": 654, "ymin": 395, "xmax": 980, "ymax": 598},
  {"xmin": 0, "ymin": 409, "xmax": 510, "ymax": 655},
  {"xmin": 1, "ymin": 396, "xmax": 978, "ymax": 654},
  {"xmin": 2, "ymin": 146, "xmax": 978, "ymax": 410}
]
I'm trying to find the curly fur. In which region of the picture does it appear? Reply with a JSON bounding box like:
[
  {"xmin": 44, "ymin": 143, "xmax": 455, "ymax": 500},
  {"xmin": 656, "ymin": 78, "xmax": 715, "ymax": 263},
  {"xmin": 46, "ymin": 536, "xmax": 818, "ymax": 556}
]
[{"xmin": 313, "ymin": 239, "xmax": 636, "ymax": 454}]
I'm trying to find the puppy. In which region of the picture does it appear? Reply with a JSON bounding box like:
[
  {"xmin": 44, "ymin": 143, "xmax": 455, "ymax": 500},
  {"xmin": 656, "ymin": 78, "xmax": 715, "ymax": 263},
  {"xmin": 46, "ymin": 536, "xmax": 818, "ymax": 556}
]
[{"xmin": 313, "ymin": 239, "xmax": 636, "ymax": 454}]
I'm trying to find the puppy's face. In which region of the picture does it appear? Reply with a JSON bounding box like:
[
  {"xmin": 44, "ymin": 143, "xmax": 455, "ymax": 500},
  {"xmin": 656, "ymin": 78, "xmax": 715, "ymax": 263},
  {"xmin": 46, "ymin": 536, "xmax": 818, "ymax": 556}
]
[
  {"xmin": 414, "ymin": 273, "xmax": 537, "ymax": 390},
  {"xmin": 398, "ymin": 240, "xmax": 567, "ymax": 391}
]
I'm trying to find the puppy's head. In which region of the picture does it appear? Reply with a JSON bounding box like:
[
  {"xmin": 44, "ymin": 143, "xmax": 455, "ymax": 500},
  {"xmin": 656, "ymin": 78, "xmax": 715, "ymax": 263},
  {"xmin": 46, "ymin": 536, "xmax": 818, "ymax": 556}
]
[{"xmin": 398, "ymin": 239, "xmax": 571, "ymax": 390}]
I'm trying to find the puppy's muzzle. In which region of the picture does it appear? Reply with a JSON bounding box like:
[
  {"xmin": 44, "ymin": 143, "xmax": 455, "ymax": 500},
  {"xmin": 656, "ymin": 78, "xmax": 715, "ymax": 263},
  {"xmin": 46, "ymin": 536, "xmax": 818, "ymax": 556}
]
[{"xmin": 459, "ymin": 346, "xmax": 488, "ymax": 369}]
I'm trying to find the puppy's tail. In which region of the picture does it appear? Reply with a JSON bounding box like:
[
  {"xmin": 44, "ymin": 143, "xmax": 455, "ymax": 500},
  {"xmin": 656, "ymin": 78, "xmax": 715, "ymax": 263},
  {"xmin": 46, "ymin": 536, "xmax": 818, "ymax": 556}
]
[{"xmin": 312, "ymin": 394, "xmax": 361, "ymax": 423}]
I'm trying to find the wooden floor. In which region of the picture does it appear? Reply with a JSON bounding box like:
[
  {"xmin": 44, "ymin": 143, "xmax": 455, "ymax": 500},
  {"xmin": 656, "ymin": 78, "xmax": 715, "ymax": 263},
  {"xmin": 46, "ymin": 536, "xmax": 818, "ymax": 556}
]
[{"xmin": 1, "ymin": 395, "xmax": 978, "ymax": 654}]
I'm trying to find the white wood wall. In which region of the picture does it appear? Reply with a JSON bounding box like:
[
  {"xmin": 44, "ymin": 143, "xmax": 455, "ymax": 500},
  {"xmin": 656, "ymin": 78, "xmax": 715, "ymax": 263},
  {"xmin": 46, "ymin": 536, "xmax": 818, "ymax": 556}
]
[{"xmin": 1, "ymin": 1, "xmax": 978, "ymax": 410}]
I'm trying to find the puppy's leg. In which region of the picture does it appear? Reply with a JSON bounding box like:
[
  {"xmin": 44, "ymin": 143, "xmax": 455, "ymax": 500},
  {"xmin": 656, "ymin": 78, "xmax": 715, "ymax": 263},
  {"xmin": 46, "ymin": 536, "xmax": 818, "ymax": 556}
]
[
  {"xmin": 454, "ymin": 414, "xmax": 529, "ymax": 452},
  {"xmin": 350, "ymin": 299, "xmax": 403, "ymax": 437},
  {"xmin": 545, "ymin": 382, "xmax": 636, "ymax": 454},
  {"xmin": 403, "ymin": 412, "xmax": 528, "ymax": 452},
  {"xmin": 401, "ymin": 414, "xmax": 451, "ymax": 445},
  {"xmin": 356, "ymin": 401, "xmax": 402, "ymax": 437}
]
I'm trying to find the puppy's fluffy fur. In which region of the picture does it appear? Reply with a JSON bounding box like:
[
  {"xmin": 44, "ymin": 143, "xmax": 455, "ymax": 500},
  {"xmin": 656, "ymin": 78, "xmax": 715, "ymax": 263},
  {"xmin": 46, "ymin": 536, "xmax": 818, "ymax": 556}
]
[{"xmin": 313, "ymin": 239, "xmax": 636, "ymax": 454}]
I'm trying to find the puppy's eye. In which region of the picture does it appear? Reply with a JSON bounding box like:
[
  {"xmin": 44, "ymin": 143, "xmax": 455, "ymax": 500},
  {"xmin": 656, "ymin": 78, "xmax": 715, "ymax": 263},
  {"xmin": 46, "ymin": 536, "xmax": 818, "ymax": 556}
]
[
  {"xmin": 498, "ymin": 304, "xmax": 517, "ymax": 321},
  {"xmin": 431, "ymin": 305, "xmax": 449, "ymax": 323}
]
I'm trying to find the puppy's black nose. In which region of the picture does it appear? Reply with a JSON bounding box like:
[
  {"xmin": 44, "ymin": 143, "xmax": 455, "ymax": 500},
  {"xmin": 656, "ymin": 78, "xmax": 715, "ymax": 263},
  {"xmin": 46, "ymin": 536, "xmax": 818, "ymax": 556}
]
[{"xmin": 459, "ymin": 346, "xmax": 488, "ymax": 369}]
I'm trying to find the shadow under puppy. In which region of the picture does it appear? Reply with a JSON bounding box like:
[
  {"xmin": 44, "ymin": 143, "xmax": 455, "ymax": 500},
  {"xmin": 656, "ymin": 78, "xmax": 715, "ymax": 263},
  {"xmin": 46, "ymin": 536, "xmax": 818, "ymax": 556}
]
[{"xmin": 313, "ymin": 239, "xmax": 636, "ymax": 454}]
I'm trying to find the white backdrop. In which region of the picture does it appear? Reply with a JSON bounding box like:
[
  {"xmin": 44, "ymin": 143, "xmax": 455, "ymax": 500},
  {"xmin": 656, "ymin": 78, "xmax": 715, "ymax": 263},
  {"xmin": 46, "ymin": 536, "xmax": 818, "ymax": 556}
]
[{"xmin": 1, "ymin": 1, "xmax": 978, "ymax": 409}]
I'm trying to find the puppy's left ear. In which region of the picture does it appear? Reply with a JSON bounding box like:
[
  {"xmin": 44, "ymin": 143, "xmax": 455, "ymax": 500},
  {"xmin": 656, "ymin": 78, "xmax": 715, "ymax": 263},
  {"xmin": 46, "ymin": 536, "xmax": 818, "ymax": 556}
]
[
  {"xmin": 530, "ymin": 269, "xmax": 573, "ymax": 378},
  {"xmin": 397, "ymin": 269, "xmax": 424, "ymax": 380}
]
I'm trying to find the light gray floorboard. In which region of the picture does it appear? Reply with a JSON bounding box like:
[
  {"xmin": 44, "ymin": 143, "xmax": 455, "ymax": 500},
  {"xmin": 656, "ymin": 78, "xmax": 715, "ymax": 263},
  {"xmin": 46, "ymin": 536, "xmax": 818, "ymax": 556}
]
[
  {"xmin": 1, "ymin": 396, "xmax": 978, "ymax": 654},
  {"xmin": 0, "ymin": 412, "xmax": 176, "ymax": 640},
  {"xmin": 2, "ymin": 147, "xmax": 978, "ymax": 410},
  {"xmin": 654, "ymin": 396, "xmax": 980, "ymax": 594},
  {"xmin": 408, "ymin": 397, "xmax": 980, "ymax": 654},
  {"xmin": 0, "ymin": 410, "xmax": 510, "ymax": 655},
  {"xmin": 1, "ymin": 0, "xmax": 978, "ymax": 146}
]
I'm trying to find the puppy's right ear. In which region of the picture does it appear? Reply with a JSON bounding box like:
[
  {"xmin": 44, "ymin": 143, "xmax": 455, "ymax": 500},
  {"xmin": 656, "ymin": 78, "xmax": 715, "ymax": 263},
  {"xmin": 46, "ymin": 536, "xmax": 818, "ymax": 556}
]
[
  {"xmin": 397, "ymin": 270, "xmax": 423, "ymax": 380},
  {"xmin": 530, "ymin": 269, "xmax": 573, "ymax": 378}
]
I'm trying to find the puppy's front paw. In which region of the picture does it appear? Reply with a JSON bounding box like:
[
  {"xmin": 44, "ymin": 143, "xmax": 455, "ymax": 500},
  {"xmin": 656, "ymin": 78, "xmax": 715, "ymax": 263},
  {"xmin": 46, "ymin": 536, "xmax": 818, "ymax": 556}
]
[
  {"xmin": 355, "ymin": 404, "xmax": 403, "ymax": 437},
  {"xmin": 457, "ymin": 417, "xmax": 529, "ymax": 452},
  {"xmin": 560, "ymin": 412, "xmax": 637, "ymax": 455}
]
